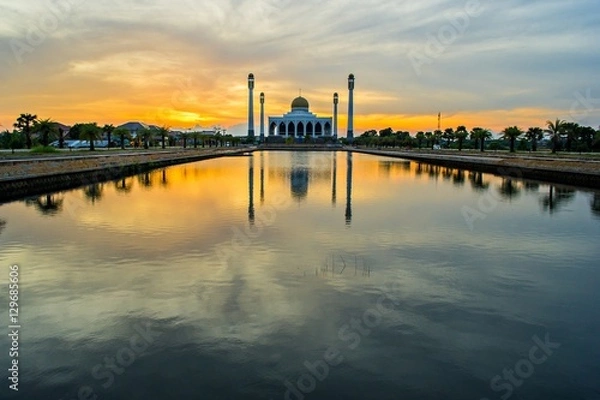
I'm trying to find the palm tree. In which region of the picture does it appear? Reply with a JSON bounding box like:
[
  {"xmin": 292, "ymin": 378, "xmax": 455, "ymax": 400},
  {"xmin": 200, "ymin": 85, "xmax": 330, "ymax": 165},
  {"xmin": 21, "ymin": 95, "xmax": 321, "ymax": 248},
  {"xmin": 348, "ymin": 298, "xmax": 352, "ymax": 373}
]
[
  {"xmin": 102, "ymin": 124, "xmax": 115, "ymax": 149},
  {"xmin": 415, "ymin": 131, "xmax": 425, "ymax": 149},
  {"xmin": 191, "ymin": 131, "xmax": 200, "ymax": 148},
  {"xmin": 525, "ymin": 127, "xmax": 544, "ymax": 152},
  {"xmin": 56, "ymin": 125, "xmax": 69, "ymax": 149},
  {"xmin": 33, "ymin": 118, "xmax": 58, "ymax": 147},
  {"xmin": 442, "ymin": 128, "xmax": 455, "ymax": 148},
  {"xmin": 80, "ymin": 123, "xmax": 102, "ymax": 151},
  {"xmin": 13, "ymin": 113, "xmax": 38, "ymax": 149},
  {"xmin": 501, "ymin": 126, "xmax": 524, "ymax": 153},
  {"xmin": 424, "ymin": 132, "xmax": 433, "ymax": 149},
  {"xmin": 455, "ymin": 126, "xmax": 469, "ymax": 151},
  {"xmin": 113, "ymin": 127, "xmax": 130, "ymax": 150},
  {"xmin": 139, "ymin": 128, "xmax": 154, "ymax": 149},
  {"xmin": 433, "ymin": 129, "xmax": 443, "ymax": 148},
  {"xmin": 545, "ymin": 119, "xmax": 566, "ymax": 154},
  {"xmin": 156, "ymin": 126, "xmax": 170, "ymax": 149},
  {"xmin": 472, "ymin": 127, "xmax": 492, "ymax": 152},
  {"xmin": 561, "ymin": 122, "xmax": 579, "ymax": 152},
  {"xmin": 180, "ymin": 132, "xmax": 189, "ymax": 148}
]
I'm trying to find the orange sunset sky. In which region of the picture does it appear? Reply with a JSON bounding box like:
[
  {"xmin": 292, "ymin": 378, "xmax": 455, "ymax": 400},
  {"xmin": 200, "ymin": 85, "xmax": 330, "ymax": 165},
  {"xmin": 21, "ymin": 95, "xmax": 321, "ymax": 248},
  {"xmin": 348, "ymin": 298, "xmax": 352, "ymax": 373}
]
[{"xmin": 1, "ymin": 0, "xmax": 599, "ymax": 135}]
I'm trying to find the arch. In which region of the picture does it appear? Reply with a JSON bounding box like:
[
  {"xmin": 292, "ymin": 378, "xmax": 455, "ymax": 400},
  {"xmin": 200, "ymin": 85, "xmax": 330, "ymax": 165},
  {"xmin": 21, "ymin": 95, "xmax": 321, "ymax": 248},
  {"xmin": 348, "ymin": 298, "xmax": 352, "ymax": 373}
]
[
  {"xmin": 279, "ymin": 122, "xmax": 287, "ymax": 136},
  {"xmin": 269, "ymin": 122, "xmax": 277, "ymax": 136},
  {"xmin": 315, "ymin": 122, "xmax": 323, "ymax": 136},
  {"xmin": 297, "ymin": 121, "xmax": 305, "ymax": 137},
  {"xmin": 324, "ymin": 122, "xmax": 332, "ymax": 136},
  {"xmin": 288, "ymin": 122, "xmax": 295, "ymax": 137},
  {"xmin": 306, "ymin": 122, "xmax": 313, "ymax": 136}
]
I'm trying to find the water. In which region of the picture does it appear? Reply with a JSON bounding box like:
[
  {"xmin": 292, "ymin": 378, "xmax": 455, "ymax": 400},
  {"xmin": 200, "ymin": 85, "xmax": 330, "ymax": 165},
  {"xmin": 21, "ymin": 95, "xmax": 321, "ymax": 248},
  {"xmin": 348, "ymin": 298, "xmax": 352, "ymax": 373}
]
[{"xmin": 0, "ymin": 151, "xmax": 599, "ymax": 400}]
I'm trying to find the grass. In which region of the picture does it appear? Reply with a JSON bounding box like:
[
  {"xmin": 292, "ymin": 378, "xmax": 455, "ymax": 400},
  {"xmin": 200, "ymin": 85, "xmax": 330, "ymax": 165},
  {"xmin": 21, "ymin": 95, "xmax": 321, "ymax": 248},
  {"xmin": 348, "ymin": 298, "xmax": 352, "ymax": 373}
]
[{"xmin": 30, "ymin": 146, "xmax": 59, "ymax": 154}]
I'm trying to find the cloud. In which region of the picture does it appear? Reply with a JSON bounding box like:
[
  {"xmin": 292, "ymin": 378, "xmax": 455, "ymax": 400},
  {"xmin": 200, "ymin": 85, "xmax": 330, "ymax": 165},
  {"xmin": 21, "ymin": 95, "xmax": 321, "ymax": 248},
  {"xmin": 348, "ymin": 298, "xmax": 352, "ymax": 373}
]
[{"xmin": 0, "ymin": 0, "xmax": 599, "ymax": 132}]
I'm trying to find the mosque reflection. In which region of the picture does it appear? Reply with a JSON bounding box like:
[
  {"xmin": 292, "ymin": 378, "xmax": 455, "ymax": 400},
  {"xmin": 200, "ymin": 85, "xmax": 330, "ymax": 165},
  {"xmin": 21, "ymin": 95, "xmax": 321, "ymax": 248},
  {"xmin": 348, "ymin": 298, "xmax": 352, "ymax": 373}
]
[
  {"xmin": 8, "ymin": 152, "xmax": 599, "ymax": 225},
  {"xmin": 257, "ymin": 151, "xmax": 354, "ymax": 224}
]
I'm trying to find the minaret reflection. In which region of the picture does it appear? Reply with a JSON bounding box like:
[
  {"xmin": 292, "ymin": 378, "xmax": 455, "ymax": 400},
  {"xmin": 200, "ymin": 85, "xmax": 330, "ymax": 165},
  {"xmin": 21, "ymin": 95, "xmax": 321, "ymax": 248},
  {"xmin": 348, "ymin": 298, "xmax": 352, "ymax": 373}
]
[
  {"xmin": 331, "ymin": 151, "xmax": 337, "ymax": 206},
  {"xmin": 248, "ymin": 155, "xmax": 255, "ymax": 224},
  {"xmin": 345, "ymin": 151, "xmax": 353, "ymax": 225},
  {"xmin": 260, "ymin": 152, "xmax": 265, "ymax": 204}
]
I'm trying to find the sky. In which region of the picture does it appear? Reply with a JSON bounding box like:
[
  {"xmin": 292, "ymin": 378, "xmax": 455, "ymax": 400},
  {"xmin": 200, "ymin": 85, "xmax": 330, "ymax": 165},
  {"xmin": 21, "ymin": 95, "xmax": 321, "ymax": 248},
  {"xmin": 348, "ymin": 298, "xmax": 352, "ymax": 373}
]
[{"xmin": 1, "ymin": 0, "xmax": 599, "ymax": 136}]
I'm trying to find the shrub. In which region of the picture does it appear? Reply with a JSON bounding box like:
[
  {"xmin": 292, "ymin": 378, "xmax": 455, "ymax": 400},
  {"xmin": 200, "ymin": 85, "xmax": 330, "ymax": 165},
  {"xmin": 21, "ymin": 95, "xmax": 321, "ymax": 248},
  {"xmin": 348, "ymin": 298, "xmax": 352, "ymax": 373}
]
[{"xmin": 31, "ymin": 146, "xmax": 58, "ymax": 154}]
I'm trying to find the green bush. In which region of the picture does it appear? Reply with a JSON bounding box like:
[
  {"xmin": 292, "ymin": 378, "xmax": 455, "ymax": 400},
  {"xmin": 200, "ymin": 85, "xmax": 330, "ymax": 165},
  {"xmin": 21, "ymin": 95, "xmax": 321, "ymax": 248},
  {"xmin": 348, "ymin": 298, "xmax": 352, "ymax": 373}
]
[{"xmin": 31, "ymin": 146, "xmax": 58, "ymax": 154}]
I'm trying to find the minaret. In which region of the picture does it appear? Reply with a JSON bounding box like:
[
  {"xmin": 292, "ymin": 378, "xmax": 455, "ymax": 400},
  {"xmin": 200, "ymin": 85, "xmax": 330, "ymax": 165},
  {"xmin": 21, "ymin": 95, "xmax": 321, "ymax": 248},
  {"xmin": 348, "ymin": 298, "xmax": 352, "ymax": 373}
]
[
  {"xmin": 333, "ymin": 92, "xmax": 339, "ymax": 139},
  {"xmin": 259, "ymin": 92, "xmax": 265, "ymax": 143},
  {"xmin": 247, "ymin": 73, "xmax": 255, "ymax": 140},
  {"xmin": 345, "ymin": 151, "xmax": 353, "ymax": 225},
  {"xmin": 347, "ymin": 74, "xmax": 355, "ymax": 144}
]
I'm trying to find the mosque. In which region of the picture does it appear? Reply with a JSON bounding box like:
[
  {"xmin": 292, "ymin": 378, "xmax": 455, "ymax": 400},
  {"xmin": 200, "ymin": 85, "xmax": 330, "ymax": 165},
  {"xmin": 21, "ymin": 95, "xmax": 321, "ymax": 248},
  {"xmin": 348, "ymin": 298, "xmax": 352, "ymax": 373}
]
[
  {"xmin": 268, "ymin": 96, "xmax": 332, "ymax": 138},
  {"xmin": 247, "ymin": 73, "xmax": 355, "ymax": 143}
]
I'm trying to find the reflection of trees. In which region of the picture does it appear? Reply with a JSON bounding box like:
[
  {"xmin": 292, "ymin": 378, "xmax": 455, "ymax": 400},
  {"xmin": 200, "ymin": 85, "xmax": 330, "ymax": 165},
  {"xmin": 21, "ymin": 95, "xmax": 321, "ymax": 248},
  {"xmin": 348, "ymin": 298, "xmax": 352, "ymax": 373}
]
[
  {"xmin": 83, "ymin": 184, "xmax": 103, "ymax": 204},
  {"xmin": 591, "ymin": 192, "xmax": 600, "ymax": 217},
  {"xmin": 540, "ymin": 186, "xmax": 575, "ymax": 214},
  {"xmin": 452, "ymin": 170, "xmax": 465, "ymax": 186},
  {"xmin": 426, "ymin": 165, "xmax": 441, "ymax": 179},
  {"xmin": 160, "ymin": 169, "xmax": 169, "ymax": 187},
  {"xmin": 415, "ymin": 163, "xmax": 423, "ymax": 176},
  {"xmin": 497, "ymin": 179, "xmax": 521, "ymax": 201},
  {"xmin": 138, "ymin": 172, "xmax": 153, "ymax": 188},
  {"xmin": 523, "ymin": 181, "xmax": 540, "ymax": 193},
  {"xmin": 25, "ymin": 194, "xmax": 64, "ymax": 216},
  {"xmin": 114, "ymin": 178, "xmax": 133, "ymax": 193},
  {"xmin": 378, "ymin": 160, "xmax": 411, "ymax": 176},
  {"xmin": 442, "ymin": 167, "xmax": 453, "ymax": 181},
  {"xmin": 0, "ymin": 219, "xmax": 6, "ymax": 235},
  {"xmin": 468, "ymin": 172, "xmax": 489, "ymax": 192}
]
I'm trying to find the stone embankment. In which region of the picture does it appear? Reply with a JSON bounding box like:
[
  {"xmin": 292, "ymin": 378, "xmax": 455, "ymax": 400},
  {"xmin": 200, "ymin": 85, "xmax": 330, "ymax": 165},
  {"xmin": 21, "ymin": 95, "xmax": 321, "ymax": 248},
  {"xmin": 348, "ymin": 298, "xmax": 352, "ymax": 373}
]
[
  {"xmin": 354, "ymin": 148, "xmax": 600, "ymax": 189},
  {"xmin": 0, "ymin": 148, "xmax": 249, "ymax": 202}
]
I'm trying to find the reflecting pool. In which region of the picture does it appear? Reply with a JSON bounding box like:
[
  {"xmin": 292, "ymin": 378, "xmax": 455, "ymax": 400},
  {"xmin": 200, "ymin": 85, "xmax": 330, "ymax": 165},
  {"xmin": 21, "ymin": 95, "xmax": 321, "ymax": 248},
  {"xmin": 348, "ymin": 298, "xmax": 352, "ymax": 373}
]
[{"xmin": 0, "ymin": 151, "xmax": 599, "ymax": 400}]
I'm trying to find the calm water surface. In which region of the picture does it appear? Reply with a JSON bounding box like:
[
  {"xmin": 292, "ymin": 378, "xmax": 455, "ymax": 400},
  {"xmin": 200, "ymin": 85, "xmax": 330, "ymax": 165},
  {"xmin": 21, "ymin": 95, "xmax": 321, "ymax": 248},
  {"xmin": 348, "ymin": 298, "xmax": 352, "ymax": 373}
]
[{"xmin": 0, "ymin": 151, "xmax": 599, "ymax": 400}]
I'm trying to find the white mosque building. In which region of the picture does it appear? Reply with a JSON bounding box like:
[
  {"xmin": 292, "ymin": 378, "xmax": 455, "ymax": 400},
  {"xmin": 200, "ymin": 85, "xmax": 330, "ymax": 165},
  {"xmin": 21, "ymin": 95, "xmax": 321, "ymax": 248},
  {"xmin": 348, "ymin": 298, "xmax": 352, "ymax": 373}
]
[
  {"xmin": 248, "ymin": 73, "xmax": 354, "ymax": 143},
  {"xmin": 268, "ymin": 96, "xmax": 332, "ymax": 138}
]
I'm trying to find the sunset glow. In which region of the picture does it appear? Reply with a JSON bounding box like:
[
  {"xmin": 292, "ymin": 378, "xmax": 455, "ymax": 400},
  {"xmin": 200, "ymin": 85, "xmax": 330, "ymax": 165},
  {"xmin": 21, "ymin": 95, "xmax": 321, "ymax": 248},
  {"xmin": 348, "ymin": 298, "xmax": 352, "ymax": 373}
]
[{"xmin": 1, "ymin": 0, "xmax": 599, "ymax": 134}]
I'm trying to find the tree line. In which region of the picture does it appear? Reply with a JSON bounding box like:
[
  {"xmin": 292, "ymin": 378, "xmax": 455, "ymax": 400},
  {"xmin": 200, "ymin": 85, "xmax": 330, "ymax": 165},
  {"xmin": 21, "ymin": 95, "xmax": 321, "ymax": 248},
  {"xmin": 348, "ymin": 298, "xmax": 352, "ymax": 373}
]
[
  {"xmin": 1, "ymin": 114, "xmax": 243, "ymax": 152},
  {"xmin": 351, "ymin": 120, "xmax": 600, "ymax": 153}
]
